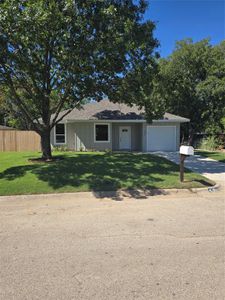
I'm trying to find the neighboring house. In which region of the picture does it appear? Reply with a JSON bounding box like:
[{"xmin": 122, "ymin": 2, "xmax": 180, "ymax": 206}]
[
  {"xmin": 50, "ymin": 100, "xmax": 190, "ymax": 152},
  {"xmin": 0, "ymin": 125, "xmax": 15, "ymax": 130}
]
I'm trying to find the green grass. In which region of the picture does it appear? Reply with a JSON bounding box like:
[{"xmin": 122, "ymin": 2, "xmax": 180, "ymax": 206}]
[
  {"xmin": 0, "ymin": 152, "xmax": 214, "ymax": 196},
  {"xmin": 195, "ymin": 150, "xmax": 225, "ymax": 163}
]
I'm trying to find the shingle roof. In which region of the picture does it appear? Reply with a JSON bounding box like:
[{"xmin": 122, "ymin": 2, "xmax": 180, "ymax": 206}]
[{"xmin": 56, "ymin": 100, "xmax": 190, "ymax": 123}]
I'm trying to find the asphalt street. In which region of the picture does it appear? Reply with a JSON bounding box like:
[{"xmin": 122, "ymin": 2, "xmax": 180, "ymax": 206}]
[{"xmin": 0, "ymin": 188, "xmax": 224, "ymax": 300}]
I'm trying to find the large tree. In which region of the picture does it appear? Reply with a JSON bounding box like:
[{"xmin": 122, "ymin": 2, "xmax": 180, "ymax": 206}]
[
  {"xmin": 158, "ymin": 39, "xmax": 225, "ymax": 139},
  {"xmin": 196, "ymin": 41, "xmax": 225, "ymax": 134},
  {"xmin": 0, "ymin": 0, "xmax": 159, "ymax": 159}
]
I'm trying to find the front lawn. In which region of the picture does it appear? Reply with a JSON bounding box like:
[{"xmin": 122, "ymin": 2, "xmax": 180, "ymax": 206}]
[
  {"xmin": 195, "ymin": 150, "xmax": 225, "ymax": 163},
  {"xmin": 0, "ymin": 152, "xmax": 214, "ymax": 196}
]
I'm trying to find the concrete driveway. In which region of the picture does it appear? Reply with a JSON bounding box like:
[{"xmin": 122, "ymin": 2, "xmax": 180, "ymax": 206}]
[
  {"xmin": 0, "ymin": 190, "xmax": 224, "ymax": 300},
  {"xmin": 153, "ymin": 152, "xmax": 225, "ymax": 187}
]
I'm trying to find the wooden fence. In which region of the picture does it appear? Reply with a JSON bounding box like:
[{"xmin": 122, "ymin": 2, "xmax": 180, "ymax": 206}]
[{"xmin": 0, "ymin": 130, "xmax": 41, "ymax": 152}]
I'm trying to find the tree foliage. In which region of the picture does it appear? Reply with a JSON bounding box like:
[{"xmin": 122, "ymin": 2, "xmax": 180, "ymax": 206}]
[
  {"xmin": 0, "ymin": 0, "xmax": 158, "ymax": 158},
  {"xmin": 158, "ymin": 39, "xmax": 225, "ymax": 136},
  {"xmin": 0, "ymin": 87, "xmax": 34, "ymax": 129},
  {"xmin": 0, "ymin": 88, "xmax": 7, "ymax": 124}
]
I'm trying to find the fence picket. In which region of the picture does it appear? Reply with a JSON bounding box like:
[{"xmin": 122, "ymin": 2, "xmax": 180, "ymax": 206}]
[{"xmin": 0, "ymin": 130, "xmax": 41, "ymax": 152}]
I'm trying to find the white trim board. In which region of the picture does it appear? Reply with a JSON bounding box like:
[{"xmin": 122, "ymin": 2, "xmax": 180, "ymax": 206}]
[{"xmin": 66, "ymin": 119, "xmax": 189, "ymax": 124}]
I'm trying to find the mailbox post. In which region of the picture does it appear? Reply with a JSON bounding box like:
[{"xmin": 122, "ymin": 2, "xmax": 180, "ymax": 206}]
[{"xmin": 179, "ymin": 146, "xmax": 194, "ymax": 182}]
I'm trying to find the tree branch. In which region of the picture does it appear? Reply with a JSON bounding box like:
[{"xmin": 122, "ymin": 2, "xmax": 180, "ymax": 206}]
[
  {"xmin": 50, "ymin": 99, "xmax": 82, "ymax": 129},
  {"xmin": 3, "ymin": 69, "xmax": 42, "ymax": 130},
  {"xmin": 50, "ymin": 108, "xmax": 73, "ymax": 129},
  {"xmin": 12, "ymin": 44, "xmax": 43, "ymax": 97},
  {"xmin": 50, "ymin": 81, "xmax": 74, "ymax": 126}
]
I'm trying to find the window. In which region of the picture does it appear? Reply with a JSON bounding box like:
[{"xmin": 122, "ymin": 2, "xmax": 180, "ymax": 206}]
[
  {"xmin": 55, "ymin": 124, "xmax": 66, "ymax": 144},
  {"xmin": 94, "ymin": 124, "xmax": 110, "ymax": 142}
]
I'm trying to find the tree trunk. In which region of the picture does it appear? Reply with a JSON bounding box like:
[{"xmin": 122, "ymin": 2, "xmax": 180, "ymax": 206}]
[
  {"xmin": 188, "ymin": 124, "xmax": 194, "ymax": 146},
  {"xmin": 40, "ymin": 130, "xmax": 52, "ymax": 160}
]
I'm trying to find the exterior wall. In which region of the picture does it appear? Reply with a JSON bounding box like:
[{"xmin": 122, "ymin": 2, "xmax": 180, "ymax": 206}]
[
  {"xmin": 71, "ymin": 122, "xmax": 112, "ymax": 151},
  {"xmin": 51, "ymin": 122, "xmax": 112, "ymax": 151},
  {"xmin": 112, "ymin": 123, "xmax": 142, "ymax": 151},
  {"xmin": 50, "ymin": 127, "xmax": 55, "ymax": 146},
  {"xmin": 142, "ymin": 122, "xmax": 180, "ymax": 151},
  {"xmin": 50, "ymin": 121, "xmax": 180, "ymax": 152}
]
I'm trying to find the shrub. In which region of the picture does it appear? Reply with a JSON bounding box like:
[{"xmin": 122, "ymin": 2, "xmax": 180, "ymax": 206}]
[
  {"xmin": 52, "ymin": 145, "xmax": 69, "ymax": 152},
  {"xmin": 79, "ymin": 146, "xmax": 86, "ymax": 152},
  {"xmin": 86, "ymin": 148, "xmax": 97, "ymax": 152},
  {"xmin": 198, "ymin": 136, "xmax": 221, "ymax": 151},
  {"xmin": 104, "ymin": 148, "xmax": 112, "ymax": 154}
]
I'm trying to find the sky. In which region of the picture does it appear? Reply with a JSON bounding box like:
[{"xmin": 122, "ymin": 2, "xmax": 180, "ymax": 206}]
[{"xmin": 144, "ymin": 0, "xmax": 225, "ymax": 57}]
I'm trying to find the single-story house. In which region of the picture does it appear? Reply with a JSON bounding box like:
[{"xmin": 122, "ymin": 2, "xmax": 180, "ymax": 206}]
[{"xmin": 50, "ymin": 100, "xmax": 190, "ymax": 152}]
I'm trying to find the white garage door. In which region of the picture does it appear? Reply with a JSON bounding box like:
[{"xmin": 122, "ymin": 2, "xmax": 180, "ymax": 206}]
[{"xmin": 147, "ymin": 126, "xmax": 176, "ymax": 152}]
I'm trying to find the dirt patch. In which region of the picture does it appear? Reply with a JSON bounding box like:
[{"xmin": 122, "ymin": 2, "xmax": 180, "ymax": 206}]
[{"xmin": 28, "ymin": 156, "xmax": 64, "ymax": 163}]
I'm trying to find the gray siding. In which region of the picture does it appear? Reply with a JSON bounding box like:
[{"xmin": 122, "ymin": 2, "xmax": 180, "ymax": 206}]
[
  {"xmin": 50, "ymin": 127, "xmax": 55, "ymax": 145},
  {"xmin": 50, "ymin": 121, "xmax": 180, "ymax": 152},
  {"xmin": 112, "ymin": 123, "xmax": 142, "ymax": 151},
  {"xmin": 142, "ymin": 122, "xmax": 180, "ymax": 151},
  {"xmin": 51, "ymin": 122, "xmax": 112, "ymax": 151},
  {"xmin": 72, "ymin": 122, "xmax": 112, "ymax": 151}
]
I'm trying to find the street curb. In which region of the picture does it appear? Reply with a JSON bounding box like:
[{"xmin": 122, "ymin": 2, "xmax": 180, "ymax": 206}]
[
  {"xmin": 187, "ymin": 183, "xmax": 220, "ymax": 193},
  {"xmin": 0, "ymin": 183, "xmax": 221, "ymax": 201}
]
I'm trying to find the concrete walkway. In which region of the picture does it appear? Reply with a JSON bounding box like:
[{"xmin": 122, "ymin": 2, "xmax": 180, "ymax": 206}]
[{"xmin": 153, "ymin": 152, "xmax": 225, "ymax": 188}]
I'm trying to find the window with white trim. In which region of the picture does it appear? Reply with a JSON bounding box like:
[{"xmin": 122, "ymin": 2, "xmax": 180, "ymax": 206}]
[
  {"xmin": 94, "ymin": 124, "xmax": 110, "ymax": 142},
  {"xmin": 55, "ymin": 124, "xmax": 65, "ymax": 144}
]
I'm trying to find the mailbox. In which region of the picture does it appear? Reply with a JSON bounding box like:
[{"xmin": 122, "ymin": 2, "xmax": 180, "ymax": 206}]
[
  {"xmin": 179, "ymin": 145, "xmax": 194, "ymax": 182},
  {"xmin": 180, "ymin": 145, "xmax": 194, "ymax": 156}
]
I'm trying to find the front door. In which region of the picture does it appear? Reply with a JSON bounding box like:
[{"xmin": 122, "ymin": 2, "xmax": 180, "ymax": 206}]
[{"xmin": 119, "ymin": 126, "xmax": 131, "ymax": 150}]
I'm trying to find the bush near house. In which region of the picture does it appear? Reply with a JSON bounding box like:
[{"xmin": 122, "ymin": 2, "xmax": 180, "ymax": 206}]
[{"xmin": 198, "ymin": 136, "xmax": 222, "ymax": 151}]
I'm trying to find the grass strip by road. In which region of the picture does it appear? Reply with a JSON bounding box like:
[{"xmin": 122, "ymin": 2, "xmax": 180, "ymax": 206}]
[{"xmin": 195, "ymin": 150, "xmax": 225, "ymax": 163}]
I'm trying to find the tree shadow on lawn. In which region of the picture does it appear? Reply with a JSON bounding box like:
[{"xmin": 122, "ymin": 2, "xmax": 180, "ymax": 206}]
[
  {"xmin": 190, "ymin": 179, "xmax": 214, "ymax": 187},
  {"xmin": 0, "ymin": 153, "xmax": 195, "ymax": 196}
]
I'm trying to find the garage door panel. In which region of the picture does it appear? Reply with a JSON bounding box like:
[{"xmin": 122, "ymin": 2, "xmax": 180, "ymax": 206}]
[{"xmin": 147, "ymin": 126, "xmax": 176, "ymax": 151}]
